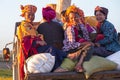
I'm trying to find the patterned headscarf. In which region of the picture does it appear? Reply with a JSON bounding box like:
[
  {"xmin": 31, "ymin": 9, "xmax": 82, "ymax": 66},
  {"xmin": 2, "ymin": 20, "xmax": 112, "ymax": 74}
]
[
  {"xmin": 42, "ymin": 6, "xmax": 56, "ymax": 22},
  {"xmin": 20, "ymin": 5, "xmax": 37, "ymax": 17},
  {"xmin": 66, "ymin": 5, "xmax": 85, "ymax": 24},
  {"xmin": 94, "ymin": 6, "xmax": 108, "ymax": 19},
  {"xmin": 66, "ymin": 5, "xmax": 84, "ymax": 18}
]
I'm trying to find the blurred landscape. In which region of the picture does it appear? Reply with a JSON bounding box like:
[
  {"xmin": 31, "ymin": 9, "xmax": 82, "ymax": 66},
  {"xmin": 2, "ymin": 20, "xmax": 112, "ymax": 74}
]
[
  {"xmin": 0, "ymin": 50, "xmax": 2, "ymax": 54},
  {"xmin": 0, "ymin": 50, "xmax": 12, "ymax": 80},
  {"xmin": 0, "ymin": 50, "xmax": 3, "ymax": 60}
]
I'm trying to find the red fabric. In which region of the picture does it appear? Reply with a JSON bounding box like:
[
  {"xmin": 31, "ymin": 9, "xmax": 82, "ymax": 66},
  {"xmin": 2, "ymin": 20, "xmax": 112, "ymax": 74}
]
[
  {"xmin": 4, "ymin": 54, "xmax": 10, "ymax": 60},
  {"xmin": 19, "ymin": 47, "xmax": 25, "ymax": 80},
  {"xmin": 78, "ymin": 38, "xmax": 87, "ymax": 43},
  {"xmin": 22, "ymin": 36, "xmax": 42, "ymax": 59},
  {"xmin": 22, "ymin": 36, "xmax": 33, "ymax": 59},
  {"xmin": 96, "ymin": 22, "xmax": 101, "ymax": 34},
  {"xmin": 95, "ymin": 34, "xmax": 104, "ymax": 42},
  {"xmin": 20, "ymin": 36, "xmax": 42, "ymax": 80},
  {"xmin": 42, "ymin": 7, "xmax": 56, "ymax": 22},
  {"xmin": 95, "ymin": 22, "xmax": 104, "ymax": 42},
  {"xmin": 74, "ymin": 27, "xmax": 87, "ymax": 43}
]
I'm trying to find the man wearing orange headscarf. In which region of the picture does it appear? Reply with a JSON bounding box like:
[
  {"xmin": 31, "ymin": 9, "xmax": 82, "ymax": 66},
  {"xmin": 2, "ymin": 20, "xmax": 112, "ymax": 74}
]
[
  {"xmin": 17, "ymin": 5, "xmax": 38, "ymax": 42},
  {"xmin": 20, "ymin": 4, "xmax": 37, "ymax": 17},
  {"xmin": 17, "ymin": 4, "xmax": 44, "ymax": 80}
]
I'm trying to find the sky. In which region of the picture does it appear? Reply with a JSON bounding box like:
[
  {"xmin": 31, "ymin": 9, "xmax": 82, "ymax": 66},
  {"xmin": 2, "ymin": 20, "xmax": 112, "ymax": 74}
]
[{"xmin": 0, "ymin": 0, "xmax": 120, "ymax": 50}]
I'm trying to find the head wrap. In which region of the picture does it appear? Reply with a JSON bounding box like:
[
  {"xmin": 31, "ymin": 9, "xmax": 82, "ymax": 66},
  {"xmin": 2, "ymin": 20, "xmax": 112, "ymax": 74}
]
[
  {"xmin": 42, "ymin": 6, "xmax": 56, "ymax": 22},
  {"xmin": 20, "ymin": 5, "xmax": 37, "ymax": 17},
  {"xmin": 66, "ymin": 5, "xmax": 85, "ymax": 24},
  {"xmin": 94, "ymin": 6, "xmax": 108, "ymax": 19},
  {"xmin": 66, "ymin": 5, "xmax": 84, "ymax": 18}
]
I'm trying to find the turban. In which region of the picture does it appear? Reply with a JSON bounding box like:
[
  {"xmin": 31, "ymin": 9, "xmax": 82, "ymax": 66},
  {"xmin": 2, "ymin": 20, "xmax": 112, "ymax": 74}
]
[
  {"xmin": 42, "ymin": 7, "xmax": 56, "ymax": 22},
  {"xmin": 20, "ymin": 5, "xmax": 37, "ymax": 17},
  {"xmin": 66, "ymin": 5, "xmax": 84, "ymax": 18},
  {"xmin": 66, "ymin": 5, "xmax": 85, "ymax": 24},
  {"xmin": 94, "ymin": 6, "xmax": 108, "ymax": 19}
]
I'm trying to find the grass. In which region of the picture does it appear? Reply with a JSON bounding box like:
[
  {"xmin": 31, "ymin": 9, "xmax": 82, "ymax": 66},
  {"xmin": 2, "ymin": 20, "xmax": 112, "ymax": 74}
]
[
  {"xmin": 0, "ymin": 69, "xmax": 12, "ymax": 80},
  {"xmin": 0, "ymin": 53, "xmax": 12, "ymax": 80}
]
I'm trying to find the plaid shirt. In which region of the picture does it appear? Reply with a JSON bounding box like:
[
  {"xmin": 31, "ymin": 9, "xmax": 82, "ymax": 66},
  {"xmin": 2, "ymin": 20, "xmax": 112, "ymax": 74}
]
[{"xmin": 62, "ymin": 24, "xmax": 90, "ymax": 51}]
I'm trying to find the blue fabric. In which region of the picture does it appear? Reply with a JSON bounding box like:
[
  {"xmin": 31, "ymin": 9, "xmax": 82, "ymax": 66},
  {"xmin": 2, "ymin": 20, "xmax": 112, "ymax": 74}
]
[
  {"xmin": 98, "ymin": 20, "xmax": 120, "ymax": 52},
  {"xmin": 93, "ymin": 47, "xmax": 113, "ymax": 57},
  {"xmin": 37, "ymin": 45, "xmax": 67, "ymax": 71}
]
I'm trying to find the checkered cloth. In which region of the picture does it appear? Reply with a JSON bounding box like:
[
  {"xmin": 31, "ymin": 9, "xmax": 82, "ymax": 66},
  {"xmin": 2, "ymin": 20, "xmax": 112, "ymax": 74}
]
[{"xmin": 63, "ymin": 24, "xmax": 90, "ymax": 51}]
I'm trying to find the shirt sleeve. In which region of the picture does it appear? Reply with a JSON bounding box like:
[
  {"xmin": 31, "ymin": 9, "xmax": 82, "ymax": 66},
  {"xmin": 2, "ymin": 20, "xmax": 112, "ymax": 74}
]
[{"xmin": 98, "ymin": 22, "xmax": 115, "ymax": 45}]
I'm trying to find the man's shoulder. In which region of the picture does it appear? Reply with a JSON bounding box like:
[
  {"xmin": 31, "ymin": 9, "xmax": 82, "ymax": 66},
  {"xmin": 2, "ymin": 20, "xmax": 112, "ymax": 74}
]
[{"xmin": 51, "ymin": 21, "xmax": 62, "ymax": 26}]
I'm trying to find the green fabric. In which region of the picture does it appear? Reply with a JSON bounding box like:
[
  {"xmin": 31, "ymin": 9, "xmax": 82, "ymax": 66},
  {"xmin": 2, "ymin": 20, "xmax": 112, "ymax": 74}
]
[
  {"xmin": 60, "ymin": 58, "xmax": 77, "ymax": 71},
  {"xmin": 83, "ymin": 56, "xmax": 117, "ymax": 79}
]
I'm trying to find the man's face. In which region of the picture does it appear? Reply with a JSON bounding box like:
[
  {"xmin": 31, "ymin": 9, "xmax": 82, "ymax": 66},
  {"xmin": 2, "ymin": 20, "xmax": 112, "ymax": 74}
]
[
  {"xmin": 24, "ymin": 12, "xmax": 35, "ymax": 22},
  {"xmin": 69, "ymin": 12, "xmax": 77, "ymax": 25}
]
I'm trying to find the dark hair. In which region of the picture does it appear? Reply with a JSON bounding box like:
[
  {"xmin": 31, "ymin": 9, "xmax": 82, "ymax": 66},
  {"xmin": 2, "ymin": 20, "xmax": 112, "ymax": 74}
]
[
  {"xmin": 3, "ymin": 48, "xmax": 10, "ymax": 55},
  {"xmin": 61, "ymin": 10, "xmax": 66, "ymax": 17}
]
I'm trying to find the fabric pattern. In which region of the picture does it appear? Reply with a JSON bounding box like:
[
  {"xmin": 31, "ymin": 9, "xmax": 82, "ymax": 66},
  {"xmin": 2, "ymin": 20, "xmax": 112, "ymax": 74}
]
[
  {"xmin": 97, "ymin": 20, "xmax": 120, "ymax": 52},
  {"xmin": 20, "ymin": 5, "xmax": 37, "ymax": 17},
  {"xmin": 17, "ymin": 20, "xmax": 37, "ymax": 42},
  {"xmin": 63, "ymin": 26, "xmax": 80, "ymax": 51},
  {"xmin": 63, "ymin": 24, "xmax": 90, "ymax": 51}
]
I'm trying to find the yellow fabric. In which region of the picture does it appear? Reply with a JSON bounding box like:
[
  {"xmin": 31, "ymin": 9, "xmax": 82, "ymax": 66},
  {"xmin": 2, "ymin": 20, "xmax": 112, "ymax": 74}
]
[
  {"xmin": 17, "ymin": 21, "xmax": 37, "ymax": 42},
  {"xmin": 20, "ymin": 5, "xmax": 37, "ymax": 17},
  {"xmin": 83, "ymin": 56, "xmax": 117, "ymax": 79},
  {"xmin": 85, "ymin": 16, "xmax": 98, "ymax": 27}
]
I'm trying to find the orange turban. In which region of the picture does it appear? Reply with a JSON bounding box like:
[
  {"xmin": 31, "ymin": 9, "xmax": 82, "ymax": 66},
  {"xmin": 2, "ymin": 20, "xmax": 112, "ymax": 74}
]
[
  {"xmin": 20, "ymin": 5, "xmax": 37, "ymax": 17},
  {"xmin": 66, "ymin": 5, "xmax": 85, "ymax": 24},
  {"xmin": 66, "ymin": 5, "xmax": 84, "ymax": 18}
]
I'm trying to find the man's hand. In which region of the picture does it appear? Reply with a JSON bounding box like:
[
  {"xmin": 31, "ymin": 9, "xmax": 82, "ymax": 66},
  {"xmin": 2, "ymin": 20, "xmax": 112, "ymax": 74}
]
[
  {"xmin": 36, "ymin": 41, "xmax": 47, "ymax": 46},
  {"xmin": 94, "ymin": 43, "xmax": 100, "ymax": 47}
]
